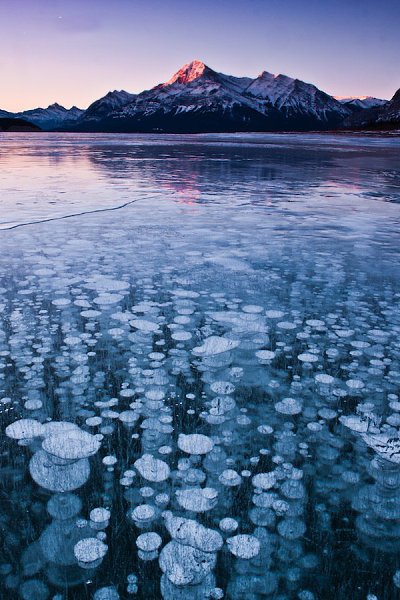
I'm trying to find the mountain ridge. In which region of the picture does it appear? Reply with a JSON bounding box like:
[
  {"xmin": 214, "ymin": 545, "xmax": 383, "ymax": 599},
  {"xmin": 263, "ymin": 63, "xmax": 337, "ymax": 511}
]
[
  {"xmin": 69, "ymin": 60, "xmax": 352, "ymax": 133},
  {"xmin": 1, "ymin": 60, "xmax": 396, "ymax": 132}
]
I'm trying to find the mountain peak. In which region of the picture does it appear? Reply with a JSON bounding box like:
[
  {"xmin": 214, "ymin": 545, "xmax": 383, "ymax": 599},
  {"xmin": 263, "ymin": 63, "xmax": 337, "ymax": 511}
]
[
  {"xmin": 166, "ymin": 60, "xmax": 210, "ymax": 85},
  {"xmin": 47, "ymin": 102, "xmax": 65, "ymax": 110}
]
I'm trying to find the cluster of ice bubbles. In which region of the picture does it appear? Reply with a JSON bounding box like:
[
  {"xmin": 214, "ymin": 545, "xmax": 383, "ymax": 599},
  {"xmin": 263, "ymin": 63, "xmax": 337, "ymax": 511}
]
[{"xmin": 0, "ymin": 248, "xmax": 400, "ymax": 599}]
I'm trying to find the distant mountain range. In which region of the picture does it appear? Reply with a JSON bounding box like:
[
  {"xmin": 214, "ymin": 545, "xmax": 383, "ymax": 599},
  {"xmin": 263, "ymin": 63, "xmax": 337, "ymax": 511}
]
[
  {"xmin": 0, "ymin": 60, "xmax": 396, "ymax": 132},
  {"xmin": 343, "ymin": 88, "xmax": 400, "ymax": 129},
  {"xmin": 0, "ymin": 102, "xmax": 83, "ymax": 131}
]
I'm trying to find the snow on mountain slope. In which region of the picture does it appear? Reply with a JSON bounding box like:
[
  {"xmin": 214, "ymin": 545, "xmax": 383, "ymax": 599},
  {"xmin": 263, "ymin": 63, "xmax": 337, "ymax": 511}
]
[
  {"xmin": 343, "ymin": 88, "xmax": 399, "ymax": 129},
  {"xmin": 245, "ymin": 71, "xmax": 349, "ymax": 121},
  {"xmin": 92, "ymin": 60, "xmax": 351, "ymax": 132},
  {"xmin": 245, "ymin": 71, "xmax": 294, "ymax": 102},
  {"xmin": 84, "ymin": 90, "xmax": 136, "ymax": 119},
  {"xmin": 16, "ymin": 103, "xmax": 84, "ymax": 130},
  {"xmin": 336, "ymin": 96, "xmax": 388, "ymax": 110}
]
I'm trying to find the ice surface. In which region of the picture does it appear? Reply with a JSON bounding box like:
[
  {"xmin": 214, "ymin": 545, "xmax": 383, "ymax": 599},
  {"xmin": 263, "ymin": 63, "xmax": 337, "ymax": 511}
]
[{"xmin": 0, "ymin": 132, "xmax": 400, "ymax": 599}]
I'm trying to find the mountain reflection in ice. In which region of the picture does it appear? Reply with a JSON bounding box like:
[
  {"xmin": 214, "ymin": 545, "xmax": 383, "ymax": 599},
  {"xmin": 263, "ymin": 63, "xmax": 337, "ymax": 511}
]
[{"xmin": 0, "ymin": 133, "xmax": 400, "ymax": 599}]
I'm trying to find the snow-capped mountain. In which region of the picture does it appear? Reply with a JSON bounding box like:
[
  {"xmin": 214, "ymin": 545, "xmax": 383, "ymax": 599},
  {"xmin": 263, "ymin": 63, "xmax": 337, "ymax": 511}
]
[
  {"xmin": 343, "ymin": 88, "xmax": 400, "ymax": 129},
  {"xmin": 83, "ymin": 90, "xmax": 136, "ymax": 120},
  {"xmin": 71, "ymin": 60, "xmax": 352, "ymax": 133},
  {"xmin": 335, "ymin": 96, "xmax": 388, "ymax": 111},
  {"xmin": 2, "ymin": 61, "xmax": 392, "ymax": 133},
  {"xmin": 15, "ymin": 103, "xmax": 84, "ymax": 130},
  {"xmin": 0, "ymin": 103, "xmax": 84, "ymax": 131}
]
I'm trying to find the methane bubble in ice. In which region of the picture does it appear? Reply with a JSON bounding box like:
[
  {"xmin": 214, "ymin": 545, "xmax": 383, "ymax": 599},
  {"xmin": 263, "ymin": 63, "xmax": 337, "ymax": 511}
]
[
  {"xmin": 226, "ymin": 534, "xmax": 260, "ymax": 559},
  {"xmin": 134, "ymin": 454, "xmax": 170, "ymax": 482}
]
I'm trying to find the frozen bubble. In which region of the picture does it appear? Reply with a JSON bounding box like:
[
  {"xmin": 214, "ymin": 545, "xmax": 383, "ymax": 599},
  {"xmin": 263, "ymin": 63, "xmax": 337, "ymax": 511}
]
[
  {"xmin": 242, "ymin": 305, "xmax": 263, "ymax": 313},
  {"xmin": 86, "ymin": 416, "xmax": 103, "ymax": 427},
  {"xmin": 193, "ymin": 336, "xmax": 240, "ymax": 357},
  {"xmin": 219, "ymin": 469, "xmax": 242, "ymax": 487},
  {"xmin": 280, "ymin": 480, "xmax": 306, "ymax": 500},
  {"xmin": 210, "ymin": 381, "xmax": 235, "ymax": 395},
  {"xmin": 298, "ymin": 353, "xmax": 318, "ymax": 363},
  {"xmin": 29, "ymin": 451, "xmax": 90, "ymax": 492},
  {"xmin": 74, "ymin": 537, "xmax": 108, "ymax": 566},
  {"xmin": 118, "ymin": 411, "xmax": 139, "ymax": 426},
  {"xmin": 315, "ymin": 374, "xmax": 334, "ymax": 385},
  {"xmin": 252, "ymin": 472, "xmax": 277, "ymax": 490},
  {"xmin": 210, "ymin": 396, "xmax": 236, "ymax": 414},
  {"xmin": 159, "ymin": 540, "xmax": 216, "ymax": 586},
  {"xmin": 257, "ymin": 425, "xmax": 273, "ymax": 435},
  {"xmin": 277, "ymin": 517, "xmax": 306, "ymax": 540},
  {"xmin": 80, "ymin": 310, "xmax": 101, "ymax": 318},
  {"xmin": 24, "ymin": 399, "xmax": 43, "ymax": 411},
  {"xmin": 47, "ymin": 493, "xmax": 82, "ymax": 520},
  {"xmin": 90, "ymin": 507, "xmax": 111, "ymax": 525},
  {"xmin": 52, "ymin": 298, "xmax": 71, "ymax": 307},
  {"xmin": 130, "ymin": 504, "xmax": 156, "ymax": 525},
  {"xmin": 163, "ymin": 512, "xmax": 223, "ymax": 552},
  {"xmin": 346, "ymin": 379, "xmax": 365, "ymax": 390},
  {"xmin": 130, "ymin": 319, "xmax": 160, "ymax": 332},
  {"xmin": 176, "ymin": 487, "xmax": 218, "ymax": 512},
  {"xmin": 19, "ymin": 579, "xmax": 50, "ymax": 600},
  {"xmin": 171, "ymin": 330, "xmax": 192, "ymax": 341},
  {"xmin": 93, "ymin": 587, "xmax": 120, "ymax": 600},
  {"xmin": 136, "ymin": 532, "xmax": 162, "ymax": 552},
  {"xmin": 306, "ymin": 319, "xmax": 325, "ymax": 328},
  {"xmin": 275, "ymin": 398, "xmax": 302, "ymax": 415},
  {"xmin": 85, "ymin": 277, "xmax": 129, "ymax": 292},
  {"xmin": 226, "ymin": 534, "xmax": 260, "ymax": 559},
  {"xmin": 134, "ymin": 454, "xmax": 170, "ymax": 482},
  {"xmin": 335, "ymin": 329, "xmax": 354, "ymax": 338},
  {"xmin": 318, "ymin": 408, "xmax": 337, "ymax": 420},
  {"xmin": 249, "ymin": 506, "xmax": 275, "ymax": 527},
  {"xmin": 277, "ymin": 321, "xmax": 297, "ymax": 330},
  {"xmin": 265, "ymin": 310, "xmax": 284, "ymax": 319},
  {"xmin": 307, "ymin": 422, "xmax": 323, "ymax": 432},
  {"xmin": 178, "ymin": 433, "xmax": 214, "ymax": 455},
  {"xmin": 42, "ymin": 421, "xmax": 81, "ymax": 438},
  {"xmin": 93, "ymin": 294, "xmax": 124, "ymax": 305},
  {"xmin": 252, "ymin": 492, "xmax": 277, "ymax": 508},
  {"xmin": 155, "ymin": 493, "xmax": 170, "ymax": 507},
  {"xmin": 172, "ymin": 289, "xmax": 200, "ymax": 298},
  {"xmin": 219, "ymin": 518, "xmax": 239, "ymax": 533},
  {"xmin": 393, "ymin": 570, "xmax": 400, "ymax": 588},
  {"xmin": 255, "ymin": 350, "xmax": 275, "ymax": 360},
  {"xmin": 42, "ymin": 429, "xmax": 101, "ymax": 460},
  {"xmin": 102, "ymin": 455, "xmax": 118, "ymax": 466},
  {"xmin": 6, "ymin": 419, "xmax": 45, "ymax": 440}
]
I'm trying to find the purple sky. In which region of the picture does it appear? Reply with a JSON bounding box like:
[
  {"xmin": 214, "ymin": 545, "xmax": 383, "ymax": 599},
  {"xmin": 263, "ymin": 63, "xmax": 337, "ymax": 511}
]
[{"xmin": 1, "ymin": 0, "xmax": 399, "ymax": 111}]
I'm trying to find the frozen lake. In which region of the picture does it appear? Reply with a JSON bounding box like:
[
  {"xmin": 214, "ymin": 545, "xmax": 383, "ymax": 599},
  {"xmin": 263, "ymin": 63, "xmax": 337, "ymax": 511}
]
[{"xmin": 0, "ymin": 132, "xmax": 400, "ymax": 600}]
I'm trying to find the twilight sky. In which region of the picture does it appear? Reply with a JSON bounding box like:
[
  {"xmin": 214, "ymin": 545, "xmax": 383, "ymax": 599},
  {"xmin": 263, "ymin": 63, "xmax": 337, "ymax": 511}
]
[{"xmin": 1, "ymin": 0, "xmax": 399, "ymax": 111}]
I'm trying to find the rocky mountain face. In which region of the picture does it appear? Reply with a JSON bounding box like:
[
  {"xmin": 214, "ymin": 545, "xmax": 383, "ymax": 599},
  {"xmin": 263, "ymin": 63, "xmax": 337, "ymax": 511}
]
[
  {"xmin": 343, "ymin": 88, "xmax": 400, "ymax": 129},
  {"xmin": 83, "ymin": 91, "xmax": 136, "ymax": 121},
  {"xmin": 70, "ymin": 60, "xmax": 352, "ymax": 133}
]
